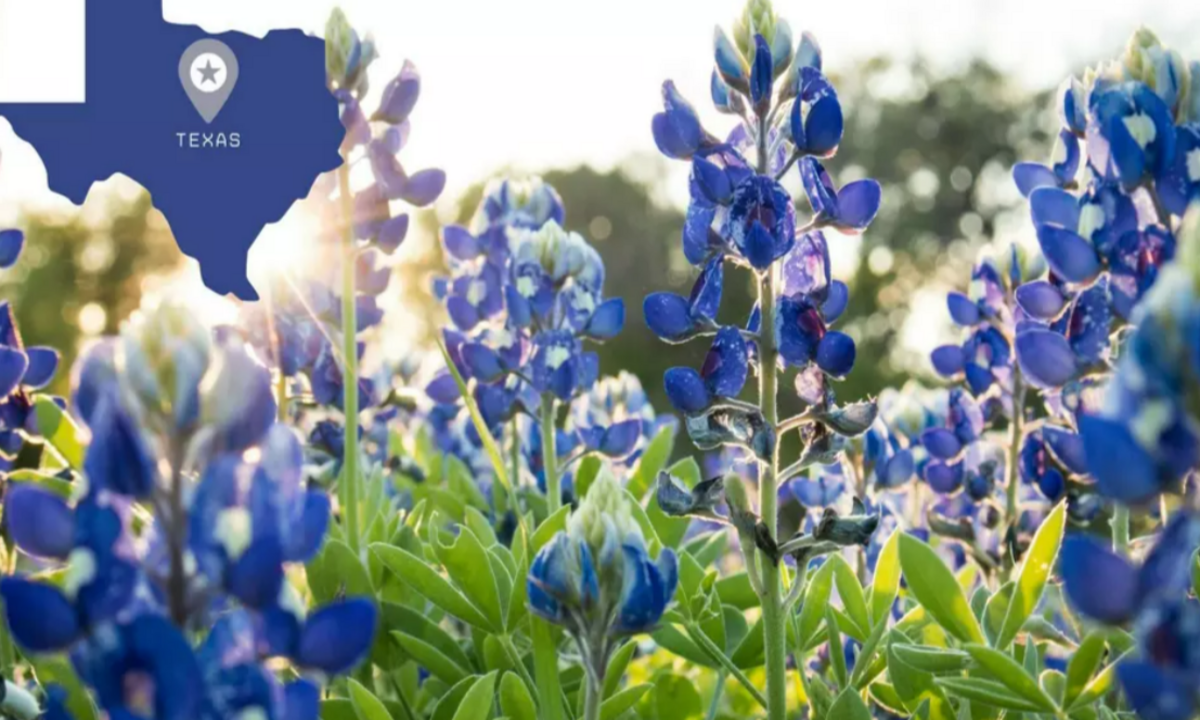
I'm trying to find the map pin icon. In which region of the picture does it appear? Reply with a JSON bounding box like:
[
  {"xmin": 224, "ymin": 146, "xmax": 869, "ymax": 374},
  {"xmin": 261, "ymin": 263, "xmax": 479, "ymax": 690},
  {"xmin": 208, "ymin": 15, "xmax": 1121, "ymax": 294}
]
[{"xmin": 179, "ymin": 39, "xmax": 239, "ymax": 123}]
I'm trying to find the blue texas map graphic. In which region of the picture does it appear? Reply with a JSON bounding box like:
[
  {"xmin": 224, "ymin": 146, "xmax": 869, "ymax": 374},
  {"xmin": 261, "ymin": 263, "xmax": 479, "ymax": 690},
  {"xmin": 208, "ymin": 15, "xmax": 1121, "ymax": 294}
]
[{"xmin": 0, "ymin": 0, "xmax": 344, "ymax": 299}]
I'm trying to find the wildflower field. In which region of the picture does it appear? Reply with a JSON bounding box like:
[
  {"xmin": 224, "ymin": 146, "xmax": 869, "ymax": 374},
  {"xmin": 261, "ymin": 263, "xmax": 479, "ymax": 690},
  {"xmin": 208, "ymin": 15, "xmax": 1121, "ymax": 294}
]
[{"xmin": 1, "ymin": 2, "xmax": 1200, "ymax": 719}]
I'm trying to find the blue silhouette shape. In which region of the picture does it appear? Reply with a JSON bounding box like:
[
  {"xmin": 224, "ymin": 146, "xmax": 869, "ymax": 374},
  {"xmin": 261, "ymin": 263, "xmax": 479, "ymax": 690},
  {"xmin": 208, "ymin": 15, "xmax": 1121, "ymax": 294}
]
[{"xmin": 0, "ymin": 0, "xmax": 343, "ymax": 299}]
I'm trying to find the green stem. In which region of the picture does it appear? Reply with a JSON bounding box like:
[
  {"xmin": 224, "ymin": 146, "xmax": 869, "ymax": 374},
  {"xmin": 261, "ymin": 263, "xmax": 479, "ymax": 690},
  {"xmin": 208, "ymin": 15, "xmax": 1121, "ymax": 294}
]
[
  {"xmin": 541, "ymin": 395, "xmax": 561, "ymax": 514},
  {"xmin": 1002, "ymin": 363, "xmax": 1025, "ymax": 582},
  {"xmin": 582, "ymin": 673, "xmax": 602, "ymax": 720},
  {"xmin": 1112, "ymin": 504, "xmax": 1131, "ymax": 555},
  {"xmin": 755, "ymin": 106, "xmax": 787, "ymax": 720},
  {"xmin": 337, "ymin": 158, "xmax": 361, "ymax": 554},
  {"xmin": 533, "ymin": 391, "xmax": 566, "ymax": 720},
  {"xmin": 276, "ymin": 370, "xmax": 288, "ymax": 422},
  {"xmin": 705, "ymin": 670, "xmax": 727, "ymax": 720},
  {"xmin": 687, "ymin": 624, "xmax": 768, "ymax": 709}
]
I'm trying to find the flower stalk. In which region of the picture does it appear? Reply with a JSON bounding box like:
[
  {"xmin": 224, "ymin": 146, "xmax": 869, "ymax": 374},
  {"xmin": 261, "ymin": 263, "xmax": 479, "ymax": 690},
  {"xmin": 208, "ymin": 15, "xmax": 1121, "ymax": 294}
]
[{"xmin": 337, "ymin": 157, "xmax": 361, "ymax": 554}]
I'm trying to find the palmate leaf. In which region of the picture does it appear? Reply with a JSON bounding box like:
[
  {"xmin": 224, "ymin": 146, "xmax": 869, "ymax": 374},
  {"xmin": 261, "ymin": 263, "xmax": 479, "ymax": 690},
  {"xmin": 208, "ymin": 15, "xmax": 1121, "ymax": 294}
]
[{"xmin": 898, "ymin": 533, "xmax": 985, "ymax": 644}]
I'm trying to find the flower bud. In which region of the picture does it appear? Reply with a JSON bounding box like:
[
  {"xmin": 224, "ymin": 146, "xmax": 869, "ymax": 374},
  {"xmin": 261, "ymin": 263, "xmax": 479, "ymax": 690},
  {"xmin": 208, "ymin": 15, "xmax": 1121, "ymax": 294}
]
[
  {"xmin": 723, "ymin": 474, "xmax": 752, "ymax": 518},
  {"xmin": 732, "ymin": 0, "xmax": 777, "ymax": 60},
  {"xmin": 1119, "ymin": 27, "xmax": 1191, "ymax": 119},
  {"xmin": 199, "ymin": 338, "xmax": 277, "ymax": 454},
  {"xmin": 119, "ymin": 300, "xmax": 212, "ymax": 433}
]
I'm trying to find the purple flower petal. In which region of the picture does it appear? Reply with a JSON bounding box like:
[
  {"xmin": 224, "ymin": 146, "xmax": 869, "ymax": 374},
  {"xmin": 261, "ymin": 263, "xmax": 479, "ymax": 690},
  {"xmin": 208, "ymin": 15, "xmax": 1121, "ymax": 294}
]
[
  {"xmin": 1015, "ymin": 281, "xmax": 1067, "ymax": 320},
  {"xmin": 5, "ymin": 485, "xmax": 74, "ymax": 559},
  {"xmin": 0, "ymin": 230, "xmax": 24, "ymax": 269},
  {"xmin": 1060, "ymin": 535, "xmax": 1138, "ymax": 623},
  {"xmin": 1012, "ymin": 162, "xmax": 1058, "ymax": 197},
  {"xmin": 834, "ymin": 179, "xmax": 881, "ymax": 231},
  {"xmin": 1029, "ymin": 187, "xmax": 1080, "ymax": 228},
  {"xmin": 1036, "ymin": 225, "xmax": 1101, "ymax": 284},
  {"xmin": 1079, "ymin": 414, "xmax": 1160, "ymax": 503},
  {"xmin": 664, "ymin": 367, "xmax": 711, "ymax": 414},
  {"xmin": 816, "ymin": 331, "xmax": 855, "ymax": 378},
  {"xmin": 946, "ymin": 292, "xmax": 980, "ymax": 326},
  {"xmin": 930, "ymin": 345, "xmax": 965, "ymax": 377}
]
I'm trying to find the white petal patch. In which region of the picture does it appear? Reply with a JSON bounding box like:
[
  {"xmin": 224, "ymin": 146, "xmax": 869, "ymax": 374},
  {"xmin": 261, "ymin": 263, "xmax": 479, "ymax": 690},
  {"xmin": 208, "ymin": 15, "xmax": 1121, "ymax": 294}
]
[
  {"xmin": 1077, "ymin": 203, "xmax": 1106, "ymax": 241},
  {"xmin": 63, "ymin": 548, "xmax": 97, "ymax": 599},
  {"xmin": 546, "ymin": 346, "xmax": 571, "ymax": 370},
  {"xmin": 1187, "ymin": 148, "xmax": 1200, "ymax": 182},
  {"xmin": 215, "ymin": 507, "xmax": 253, "ymax": 560},
  {"xmin": 1122, "ymin": 113, "xmax": 1157, "ymax": 149}
]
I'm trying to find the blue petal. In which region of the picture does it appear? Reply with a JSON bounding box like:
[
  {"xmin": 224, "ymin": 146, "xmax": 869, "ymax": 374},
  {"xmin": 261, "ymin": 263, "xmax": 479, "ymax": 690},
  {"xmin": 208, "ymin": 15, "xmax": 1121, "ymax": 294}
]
[
  {"xmin": 227, "ymin": 538, "xmax": 284, "ymax": 609},
  {"xmin": 816, "ymin": 331, "xmax": 856, "ymax": 378},
  {"xmin": 822, "ymin": 281, "xmax": 849, "ymax": 322},
  {"xmin": 692, "ymin": 158, "xmax": 732, "ymax": 204},
  {"xmin": 1015, "ymin": 281, "xmax": 1067, "ymax": 320},
  {"xmin": 397, "ymin": 168, "xmax": 446, "ymax": 207},
  {"xmin": 0, "ymin": 347, "xmax": 29, "ymax": 397},
  {"xmin": 1080, "ymin": 414, "xmax": 1161, "ymax": 504},
  {"xmin": 22, "ymin": 347, "xmax": 59, "ymax": 389},
  {"xmin": 296, "ymin": 599, "xmax": 378, "ymax": 675},
  {"xmin": 1029, "ymin": 187, "xmax": 1080, "ymax": 229},
  {"xmin": 461, "ymin": 343, "xmax": 505, "ymax": 382},
  {"xmin": 700, "ymin": 327, "xmax": 748, "ymax": 398},
  {"xmin": 834, "ymin": 180, "xmax": 881, "ymax": 231},
  {"xmin": 285, "ymin": 492, "xmax": 330, "ymax": 562},
  {"xmin": 923, "ymin": 461, "xmax": 963, "ymax": 494},
  {"xmin": 664, "ymin": 367, "xmax": 711, "ymax": 415},
  {"xmin": 805, "ymin": 95, "xmax": 843, "ymax": 156},
  {"xmin": 1059, "ymin": 535, "xmax": 1138, "ymax": 623},
  {"xmin": 6, "ymin": 484, "xmax": 74, "ymax": 559},
  {"xmin": 71, "ymin": 338, "xmax": 119, "ymax": 427},
  {"xmin": 598, "ymin": 420, "xmax": 642, "ymax": 458},
  {"xmin": 931, "ymin": 345, "xmax": 965, "ymax": 377},
  {"xmin": 1012, "ymin": 163, "xmax": 1058, "ymax": 197},
  {"xmin": 742, "ymin": 220, "xmax": 777, "ymax": 271},
  {"xmin": 1137, "ymin": 513, "xmax": 1200, "ymax": 608},
  {"xmin": 282, "ymin": 680, "xmax": 321, "ymax": 720},
  {"xmin": 689, "ymin": 257, "xmax": 724, "ymax": 321},
  {"xmin": 644, "ymin": 293, "xmax": 695, "ymax": 342},
  {"xmin": 1117, "ymin": 661, "xmax": 1195, "ymax": 720},
  {"xmin": 585, "ymin": 298, "xmax": 625, "ymax": 340},
  {"xmin": 1015, "ymin": 329, "xmax": 1078, "ymax": 388},
  {"xmin": 749, "ymin": 35, "xmax": 773, "ymax": 107},
  {"xmin": 127, "ymin": 614, "xmax": 204, "ymax": 720},
  {"xmin": 615, "ymin": 543, "xmax": 668, "ymax": 633},
  {"xmin": 1036, "ymin": 225, "xmax": 1101, "ymax": 284},
  {"xmin": 84, "ymin": 391, "xmax": 157, "ymax": 498},
  {"xmin": 882, "ymin": 451, "xmax": 915, "ymax": 488},
  {"xmin": 374, "ymin": 61, "xmax": 420, "ymax": 125},
  {"xmin": 713, "ymin": 29, "xmax": 748, "ymax": 88},
  {"xmin": 946, "ymin": 292, "xmax": 980, "ymax": 326},
  {"xmin": 375, "ymin": 214, "xmax": 410, "ymax": 255},
  {"xmin": 921, "ymin": 428, "xmax": 963, "ymax": 460},
  {"xmin": 0, "ymin": 579, "xmax": 79, "ymax": 651},
  {"xmin": 1041, "ymin": 427, "xmax": 1087, "ymax": 475},
  {"xmin": 425, "ymin": 371, "xmax": 460, "ymax": 405},
  {"xmin": 0, "ymin": 229, "xmax": 24, "ymax": 269},
  {"xmin": 442, "ymin": 225, "xmax": 480, "ymax": 260}
]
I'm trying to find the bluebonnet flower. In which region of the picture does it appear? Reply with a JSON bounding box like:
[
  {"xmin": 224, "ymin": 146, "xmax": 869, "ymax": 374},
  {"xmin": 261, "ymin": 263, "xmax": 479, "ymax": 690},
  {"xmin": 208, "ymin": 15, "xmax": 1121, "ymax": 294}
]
[
  {"xmin": 0, "ymin": 230, "xmax": 62, "ymax": 467},
  {"xmin": 919, "ymin": 389, "xmax": 988, "ymax": 495},
  {"xmin": 930, "ymin": 253, "xmax": 1016, "ymax": 396},
  {"xmin": 861, "ymin": 391, "xmax": 917, "ymax": 491},
  {"xmin": 2, "ymin": 299, "xmax": 375, "ymax": 719},
  {"xmin": 1076, "ymin": 216, "xmax": 1200, "ymax": 503},
  {"xmin": 568, "ymin": 371, "xmax": 665, "ymax": 465},
  {"xmin": 527, "ymin": 469, "xmax": 677, "ymax": 680},
  {"xmin": 1061, "ymin": 513, "xmax": 1200, "ymax": 720}
]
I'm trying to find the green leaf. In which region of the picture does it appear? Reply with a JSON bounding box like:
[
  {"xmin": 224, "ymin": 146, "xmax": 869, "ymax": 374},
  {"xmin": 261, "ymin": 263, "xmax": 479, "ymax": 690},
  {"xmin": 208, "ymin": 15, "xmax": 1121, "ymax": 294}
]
[
  {"xmin": 438, "ymin": 342, "xmax": 509, "ymax": 491},
  {"xmin": 870, "ymin": 528, "xmax": 901, "ymax": 626},
  {"xmin": 601, "ymin": 684, "xmax": 653, "ymax": 720},
  {"xmin": 452, "ymin": 671, "xmax": 498, "ymax": 720},
  {"xmin": 885, "ymin": 638, "xmax": 956, "ymax": 720},
  {"xmin": 7, "ymin": 469, "xmax": 73, "ymax": 499},
  {"xmin": 828, "ymin": 688, "xmax": 872, "ymax": 720},
  {"xmin": 714, "ymin": 573, "xmax": 758, "ymax": 610},
  {"xmin": 531, "ymin": 506, "xmax": 570, "ymax": 553},
  {"xmin": 898, "ymin": 534, "xmax": 985, "ymax": 644},
  {"xmin": 963, "ymin": 644, "xmax": 1057, "ymax": 712},
  {"xmin": 997, "ymin": 502, "xmax": 1065, "ymax": 649},
  {"xmin": 392, "ymin": 632, "xmax": 469, "ymax": 685},
  {"xmin": 431, "ymin": 677, "xmax": 477, "ymax": 720},
  {"xmin": 348, "ymin": 678, "xmax": 395, "ymax": 720},
  {"xmin": 627, "ymin": 424, "xmax": 676, "ymax": 500},
  {"xmin": 1065, "ymin": 632, "xmax": 1108, "ymax": 708},
  {"xmin": 655, "ymin": 674, "xmax": 702, "ymax": 720},
  {"xmin": 33, "ymin": 658, "xmax": 98, "ymax": 720},
  {"xmin": 35, "ymin": 396, "xmax": 84, "ymax": 469},
  {"xmin": 371, "ymin": 543, "xmax": 494, "ymax": 632},
  {"xmin": 849, "ymin": 616, "xmax": 889, "ymax": 690},
  {"xmin": 797, "ymin": 559, "xmax": 836, "ymax": 645},
  {"xmin": 604, "ymin": 641, "xmax": 639, "ymax": 699},
  {"xmin": 933, "ymin": 677, "xmax": 1043, "ymax": 712},
  {"xmin": 829, "ymin": 554, "xmax": 870, "ymax": 637},
  {"xmin": 499, "ymin": 672, "xmax": 537, "ymax": 720},
  {"xmin": 890, "ymin": 645, "xmax": 971, "ymax": 674},
  {"xmin": 1068, "ymin": 652, "xmax": 1125, "ymax": 711},
  {"xmin": 431, "ymin": 520, "xmax": 504, "ymax": 631},
  {"xmin": 826, "ymin": 607, "xmax": 848, "ymax": 688}
]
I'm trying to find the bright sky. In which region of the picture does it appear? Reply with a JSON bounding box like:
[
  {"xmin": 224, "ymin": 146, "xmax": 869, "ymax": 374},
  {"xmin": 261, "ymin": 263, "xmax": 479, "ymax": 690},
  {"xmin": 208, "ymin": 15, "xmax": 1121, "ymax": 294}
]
[
  {"xmin": 0, "ymin": 0, "xmax": 1198, "ymax": 355},
  {"xmin": 3, "ymin": 0, "xmax": 1200, "ymax": 210}
]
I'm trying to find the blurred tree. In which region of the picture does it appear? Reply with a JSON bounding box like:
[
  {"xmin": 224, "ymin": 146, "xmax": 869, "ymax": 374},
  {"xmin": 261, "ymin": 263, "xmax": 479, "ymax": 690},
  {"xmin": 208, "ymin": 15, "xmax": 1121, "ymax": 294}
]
[
  {"xmin": 0, "ymin": 192, "xmax": 182, "ymax": 396},
  {"xmin": 827, "ymin": 58, "xmax": 1052, "ymax": 400}
]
